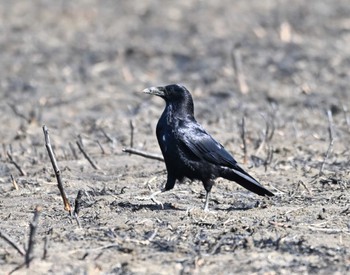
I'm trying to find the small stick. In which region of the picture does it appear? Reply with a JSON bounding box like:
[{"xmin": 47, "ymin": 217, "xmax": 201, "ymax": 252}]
[
  {"xmin": 298, "ymin": 180, "xmax": 312, "ymax": 196},
  {"xmin": 42, "ymin": 235, "xmax": 49, "ymax": 260},
  {"xmin": 42, "ymin": 228, "xmax": 52, "ymax": 260},
  {"xmin": 232, "ymin": 43, "xmax": 249, "ymax": 94},
  {"xmin": 25, "ymin": 206, "xmax": 42, "ymax": 268},
  {"xmin": 122, "ymin": 148, "xmax": 164, "ymax": 162},
  {"xmin": 74, "ymin": 190, "xmax": 83, "ymax": 216},
  {"xmin": 76, "ymin": 140, "xmax": 101, "ymax": 170},
  {"xmin": 61, "ymin": 146, "xmax": 68, "ymax": 160},
  {"xmin": 8, "ymin": 103, "xmax": 30, "ymax": 122},
  {"xmin": 327, "ymin": 109, "xmax": 335, "ymax": 141},
  {"xmin": 130, "ymin": 120, "xmax": 135, "ymax": 148},
  {"xmin": 96, "ymin": 140, "xmax": 105, "ymax": 154},
  {"xmin": 0, "ymin": 230, "xmax": 26, "ymax": 256},
  {"xmin": 7, "ymin": 151, "xmax": 26, "ymax": 176},
  {"xmin": 319, "ymin": 110, "xmax": 334, "ymax": 176},
  {"xmin": 74, "ymin": 190, "xmax": 83, "ymax": 228},
  {"xmin": 69, "ymin": 141, "xmax": 78, "ymax": 160},
  {"xmin": 264, "ymin": 144, "xmax": 274, "ymax": 171},
  {"xmin": 342, "ymin": 105, "xmax": 350, "ymax": 131},
  {"xmin": 43, "ymin": 125, "xmax": 72, "ymax": 213},
  {"xmin": 10, "ymin": 174, "xmax": 19, "ymax": 190},
  {"xmin": 100, "ymin": 128, "xmax": 115, "ymax": 143},
  {"xmin": 240, "ymin": 116, "xmax": 248, "ymax": 164}
]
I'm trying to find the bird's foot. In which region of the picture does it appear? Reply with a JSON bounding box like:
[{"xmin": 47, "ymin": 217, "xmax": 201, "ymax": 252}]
[
  {"xmin": 136, "ymin": 190, "xmax": 164, "ymax": 209},
  {"xmin": 150, "ymin": 190, "xmax": 164, "ymax": 209}
]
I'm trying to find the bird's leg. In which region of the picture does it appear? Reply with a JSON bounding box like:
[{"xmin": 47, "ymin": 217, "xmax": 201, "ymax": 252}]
[
  {"xmin": 202, "ymin": 179, "xmax": 214, "ymax": 211},
  {"xmin": 204, "ymin": 191, "xmax": 210, "ymax": 211}
]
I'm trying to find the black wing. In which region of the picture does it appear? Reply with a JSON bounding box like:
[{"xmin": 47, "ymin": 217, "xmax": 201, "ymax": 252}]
[
  {"xmin": 177, "ymin": 119, "xmax": 274, "ymax": 197},
  {"xmin": 177, "ymin": 119, "xmax": 238, "ymax": 168}
]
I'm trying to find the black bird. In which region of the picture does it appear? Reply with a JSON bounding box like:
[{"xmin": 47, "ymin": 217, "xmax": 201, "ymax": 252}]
[{"xmin": 144, "ymin": 84, "xmax": 274, "ymax": 210}]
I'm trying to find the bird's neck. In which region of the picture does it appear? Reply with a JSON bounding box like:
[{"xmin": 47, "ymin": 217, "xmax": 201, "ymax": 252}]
[{"xmin": 166, "ymin": 100, "xmax": 194, "ymax": 120}]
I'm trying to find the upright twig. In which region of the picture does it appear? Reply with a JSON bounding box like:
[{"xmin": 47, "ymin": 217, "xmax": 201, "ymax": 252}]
[
  {"xmin": 319, "ymin": 109, "xmax": 335, "ymax": 176},
  {"xmin": 122, "ymin": 148, "xmax": 164, "ymax": 162},
  {"xmin": 129, "ymin": 119, "xmax": 135, "ymax": 148},
  {"xmin": 96, "ymin": 140, "xmax": 105, "ymax": 154},
  {"xmin": 10, "ymin": 174, "xmax": 19, "ymax": 190},
  {"xmin": 69, "ymin": 141, "xmax": 78, "ymax": 159},
  {"xmin": 240, "ymin": 116, "xmax": 248, "ymax": 164},
  {"xmin": 76, "ymin": 140, "xmax": 101, "ymax": 170},
  {"xmin": 42, "ymin": 228, "xmax": 52, "ymax": 260},
  {"xmin": 25, "ymin": 206, "xmax": 42, "ymax": 268},
  {"xmin": 42, "ymin": 125, "xmax": 72, "ymax": 213},
  {"xmin": 342, "ymin": 105, "xmax": 350, "ymax": 132},
  {"xmin": 7, "ymin": 151, "xmax": 26, "ymax": 176},
  {"xmin": 255, "ymin": 114, "xmax": 275, "ymax": 156},
  {"xmin": 264, "ymin": 144, "xmax": 274, "ymax": 172},
  {"xmin": 232, "ymin": 43, "xmax": 249, "ymax": 94},
  {"xmin": 73, "ymin": 190, "xmax": 84, "ymax": 228},
  {"xmin": 0, "ymin": 230, "xmax": 26, "ymax": 256},
  {"xmin": 42, "ymin": 236, "xmax": 49, "ymax": 260}
]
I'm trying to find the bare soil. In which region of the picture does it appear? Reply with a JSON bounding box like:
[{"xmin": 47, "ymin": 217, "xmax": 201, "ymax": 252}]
[{"xmin": 0, "ymin": 1, "xmax": 349, "ymax": 274}]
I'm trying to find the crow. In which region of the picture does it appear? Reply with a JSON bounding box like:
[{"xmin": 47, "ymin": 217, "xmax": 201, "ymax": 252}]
[{"xmin": 143, "ymin": 84, "xmax": 274, "ymax": 211}]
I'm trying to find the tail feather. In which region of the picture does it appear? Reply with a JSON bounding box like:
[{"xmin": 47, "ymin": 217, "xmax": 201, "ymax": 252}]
[{"xmin": 220, "ymin": 166, "xmax": 274, "ymax": 197}]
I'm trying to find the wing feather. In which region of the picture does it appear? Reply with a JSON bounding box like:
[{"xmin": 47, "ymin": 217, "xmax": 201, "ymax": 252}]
[{"xmin": 178, "ymin": 120, "xmax": 238, "ymax": 168}]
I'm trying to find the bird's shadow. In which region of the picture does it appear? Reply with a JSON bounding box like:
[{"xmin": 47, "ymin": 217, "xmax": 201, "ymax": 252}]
[
  {"xmin": 215, "ymin": 205, "xmax": 257, "ymax": 211},
  {"xmin": 213, "ymin": 201, "xmax": 259, "ymax": 211},
  {"xmin": 114, "ymin": 201, "xmax": 184, "ymax": 212}
]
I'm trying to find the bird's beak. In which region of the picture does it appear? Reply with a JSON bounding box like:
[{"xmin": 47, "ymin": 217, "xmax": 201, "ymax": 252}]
[{"xmin": 143, "ymin": 86, "xmax": 166, "ymax": 97}]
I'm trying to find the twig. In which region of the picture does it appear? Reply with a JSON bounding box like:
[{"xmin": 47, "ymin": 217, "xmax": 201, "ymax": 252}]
[
  {"xmin": 256, "ymin": 114, "xmax": 275, "ymax": 156},
  {"xmin": 74, "ymin": 190, "xmax": 84, "ymax": 228},
  {"xmin": 96, "ymin": 140, "xmax": 105, "ymax": 154},
  {"xmin": 264, "ymin": 144, "xmax": 274, "ymax": 171},
  {"xmin": 9, "ymin": 262, "xmax": 27, "ymax": 275},
  {"xmin": 327, "ymin": 109, "xmax": 335, "ymax": 141},
  {"xmin": 240, "ymin": 116, "xmax": 248, "ymax": 164},
  {"xmin": 42, "ymin": 236, "xmax": 49, "ymax": 260},
  {"xmin": 298, "ymin": 180, "xmax": 312, "ymax": 196},
  {"xmin": 130, "ymin": 119, "xmax": 135, "ymax": 148},
  {"xmin": 342, "ymin": 105, "xmax": 350, "ymax": 132},
  {"xmin": 69, "ymin": 141, "xmax": 78, "ymax": 159},
  {"xmin": 122, "ymin": 148, "xmax": 164, "ymax": 162},
  {"xmin": 264, "ymin": 115, "xmax": 275, "ymax": 143},
  {"xmin": 8, "ymin": 103, "xmax": 30, "ymax": 122},
  {"xmin": 76, "ymin": 140, "xmax": 101, "ymax": 170},
  {"xmin": 0, "ymin": 230, "xmax": 26, "ymax": 256},
  {"xmin": 100, "ymin": 128, "xmax": 115, "ymax": 143},
  {"xmin": 42, "ymin": 228, "xmax": 52, "ymax": 260},
  {"xmin": 10, "ymin": 174, "xmax": 19, "ymax": 190},
  {"xmin": 232, "ymin": 43, "xmax": 249, "ymax": 94},
  {"xmin": 74, "ymin": 190, "xmax": 83, "ymax": 216},
  {"xmin": 26, "ymin": 206, "xmax": 42, "ymax": 268},
  {"xmin": 43, "ymin": 125, "xmax": 72, "ymax": 213},
  {"xmin": 7, "ymin": 151, "xmax": 26, "ymax": 176},
  {"xmin": 319, "ymin": 109, "xmax": 334, "ymax": 176}
]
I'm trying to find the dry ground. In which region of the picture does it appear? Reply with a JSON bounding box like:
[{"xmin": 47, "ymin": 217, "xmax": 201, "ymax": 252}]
[{"xmin": 0, "ymin": 0, "xmax": 349, "ymax": 274}]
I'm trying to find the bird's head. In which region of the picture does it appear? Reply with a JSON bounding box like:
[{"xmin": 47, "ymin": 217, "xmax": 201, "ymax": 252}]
[{"xmin": 143, "ymin": 84, "xmax": 194, "ymax": 116}]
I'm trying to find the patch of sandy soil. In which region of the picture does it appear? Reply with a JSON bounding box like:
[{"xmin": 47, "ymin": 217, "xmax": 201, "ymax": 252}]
[{"xmin": 0, "ymin": 0, "xmax": 349, "ymax": 274}]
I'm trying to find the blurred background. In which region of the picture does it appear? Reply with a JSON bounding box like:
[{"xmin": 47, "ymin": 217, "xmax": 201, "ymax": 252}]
[{"xmin": 1, "ymin": 0, "xmax": 349, "ymax": 143}]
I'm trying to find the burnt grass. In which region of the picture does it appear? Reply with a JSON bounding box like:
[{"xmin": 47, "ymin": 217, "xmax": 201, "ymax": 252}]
[{"xmin": 0, "ymin": 1, "xmax": 349, "ymax": 274}]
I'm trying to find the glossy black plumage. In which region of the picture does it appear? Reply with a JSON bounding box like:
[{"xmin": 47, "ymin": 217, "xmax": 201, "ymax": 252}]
[{"xmin": 144, "ymin": 84, "xmax": 274, "ymax": 210}]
